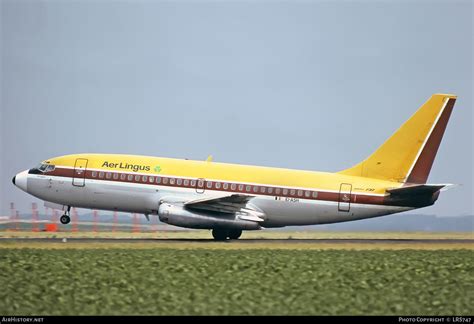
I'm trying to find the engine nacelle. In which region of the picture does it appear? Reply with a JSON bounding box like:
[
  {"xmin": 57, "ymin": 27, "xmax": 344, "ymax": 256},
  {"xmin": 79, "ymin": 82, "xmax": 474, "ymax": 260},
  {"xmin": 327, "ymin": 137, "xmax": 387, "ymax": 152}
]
[{"xmin": 158, "ymin": 203, "xmax": 261, "ymax": 230}]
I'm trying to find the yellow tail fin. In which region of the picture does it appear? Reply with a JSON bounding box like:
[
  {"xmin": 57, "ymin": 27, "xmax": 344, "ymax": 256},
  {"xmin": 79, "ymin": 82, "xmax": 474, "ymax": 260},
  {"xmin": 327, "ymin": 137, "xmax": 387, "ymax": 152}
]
[{"xmin": 339, "ymin": 94, "xmax": 457, "ymax": 184}]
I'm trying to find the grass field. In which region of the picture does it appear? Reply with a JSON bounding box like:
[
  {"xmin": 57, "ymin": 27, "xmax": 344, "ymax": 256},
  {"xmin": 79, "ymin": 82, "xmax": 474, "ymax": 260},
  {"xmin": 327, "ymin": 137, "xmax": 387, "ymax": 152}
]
[
  {"xmin": 0, "ymin": 248, "xmax": 472, "ymax": 315},
  {"xmin": 1, "ymin": 229, "xmax": 473, "ymax": 240},
  {"xmin": 0, "ymin": 230, "xmax": 472, "ymax": 250}
]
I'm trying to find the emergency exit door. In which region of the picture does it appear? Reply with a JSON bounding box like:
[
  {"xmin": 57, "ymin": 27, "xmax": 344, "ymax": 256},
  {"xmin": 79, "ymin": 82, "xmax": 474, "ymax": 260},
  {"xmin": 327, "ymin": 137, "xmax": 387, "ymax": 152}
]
[
  {"xmin": 338, "ymin": 183, "xmax": 352, "ymax": 212},
  {"xmin": 72, "ymin": 158, "xmax": 88, "ymax": 187}
]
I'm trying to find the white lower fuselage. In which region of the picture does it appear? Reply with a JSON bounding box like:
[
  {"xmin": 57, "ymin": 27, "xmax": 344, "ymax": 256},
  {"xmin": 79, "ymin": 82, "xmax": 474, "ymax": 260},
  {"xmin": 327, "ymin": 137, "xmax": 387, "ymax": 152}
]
[{"xmin": 25, "ymin": 172, "xmax": 412, "ymax": 228}]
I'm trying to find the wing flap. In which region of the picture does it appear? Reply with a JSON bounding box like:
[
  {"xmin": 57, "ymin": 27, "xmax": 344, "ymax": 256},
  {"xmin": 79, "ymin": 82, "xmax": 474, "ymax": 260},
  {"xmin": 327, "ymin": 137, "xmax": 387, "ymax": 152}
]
[
  {"xmin": 184, "ymin": 194, "xmax": 254, "ymax": 209},
  {"xmin": 184, "ymin": 194, "xmax": 265, "ymax": 221}
]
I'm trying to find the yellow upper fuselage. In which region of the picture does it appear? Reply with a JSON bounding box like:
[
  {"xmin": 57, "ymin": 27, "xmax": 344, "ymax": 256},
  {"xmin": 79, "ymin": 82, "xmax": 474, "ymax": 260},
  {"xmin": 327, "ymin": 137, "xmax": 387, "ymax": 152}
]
[{"xmin": 46, "ymin": 153, "xmax": 401, "ymax": 195}]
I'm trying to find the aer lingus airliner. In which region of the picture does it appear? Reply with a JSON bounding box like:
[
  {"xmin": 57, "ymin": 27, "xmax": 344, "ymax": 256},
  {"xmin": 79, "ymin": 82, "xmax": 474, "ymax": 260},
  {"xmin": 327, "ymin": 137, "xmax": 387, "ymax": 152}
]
[{"xmin": 13, "ymin": 94, "xmax": 456, "ymax": 240}]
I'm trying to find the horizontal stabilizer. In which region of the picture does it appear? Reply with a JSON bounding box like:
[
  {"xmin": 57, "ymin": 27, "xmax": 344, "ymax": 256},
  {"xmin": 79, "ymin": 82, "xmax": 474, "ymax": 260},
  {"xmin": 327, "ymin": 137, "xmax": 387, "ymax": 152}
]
[{"xmin": 387, "ymin": 184, "xmax": 447, "ymax": 196}]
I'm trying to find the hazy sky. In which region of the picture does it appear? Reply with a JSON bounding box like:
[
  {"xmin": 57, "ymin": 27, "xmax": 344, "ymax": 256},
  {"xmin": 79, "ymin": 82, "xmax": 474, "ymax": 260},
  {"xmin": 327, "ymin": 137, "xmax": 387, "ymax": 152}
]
[{"xmin": 1, "ymin": 0, "xmax": 472, "ymax": 217}]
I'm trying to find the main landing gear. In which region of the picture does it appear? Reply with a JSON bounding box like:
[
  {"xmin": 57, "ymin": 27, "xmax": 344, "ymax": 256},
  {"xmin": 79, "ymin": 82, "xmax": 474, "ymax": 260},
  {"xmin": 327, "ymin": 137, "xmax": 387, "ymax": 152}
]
[
  {"xmin": 212, "ymin": 229, "xmax": 242, "ymax": 241},
  {"xmin": 60, "ymin": 206, "xmax": 71, "ymax": 225}
]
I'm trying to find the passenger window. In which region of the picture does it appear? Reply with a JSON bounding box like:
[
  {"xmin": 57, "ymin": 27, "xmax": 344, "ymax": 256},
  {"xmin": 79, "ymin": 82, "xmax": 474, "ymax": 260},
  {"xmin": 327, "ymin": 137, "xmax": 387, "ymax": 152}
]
[
  {"xmin": 223, "ymin": 183, "xmax": 229, "ymax": 190},
  {"xmin": 163, "ymin": 178, "xmax": 169, "ymax": 184},
  {"xmin": 149, "ymin": 176, "xmax": 154, "ymax": 183},
  {"xmin": 290, "ymin": 189, "xmax": 295, "ymax": 196},
  {"xmin": 142, "ymin": 175, "xmax": 147, "ymax": 182},
  {"xmin": 92, "ymin": 171, "xmax": 97, "ymax": 178},
  {"xmin": 283, "ymin": 189, "xmax": 288, "ymax": 195},
  {"xmin": 99, "ymin": 172, "xmax": 105, "ymax": 178},
  {"xmin": 190, "ymin": 180, "xmax": 196, "ymax": 187},
  {"xmin": 305, "ymin": 190, "xmax": 311, "ymax": 197},
  {"xmin": 253, "ymin": 186, "xmax": 258, "ymax": 193},
  {"xmin": 238, "ymin": 184, "xmax": 244, "ymax": 191},
  {"xmin": 120, "ymin": 173, "xmax": 126, "ymax": 180},
  {"xmin": 268, "ymin": 187, "xmax": 273, "ymax": 194},
  {"xmin": 297, "ymin": 190, "xmax": 303, "ymax": 197},
  {"xmin": 312, "ymin": 191, "xmax": 318, "ymax": 198},
  {"xmin": 127, "ymin": 174, "xmax": 133, "ymax": 181},
  {"xmin": 106, "ymin": 173, "xmax": 112, "ymax": 179},
  {"xmin": 170, "ymin": 178, "xmax": 175, "ymax": 185},
  {"xmin": 260, "ymin": 187, "xmax": 266, "ymax": 193},
  {"xmin": 275, "ymin": 188, "xmax": 281, "ymax": 195},
  {"xmin": 183, "ymin": 179, "xmax": 189, "ymax": 186},
  {"xmin": 156, "ymin": 177, "xmax": 161, "ymax": 184},
  {"xmin": 231, "ymin": 183, "xmax": 237, "ymax": 190},
  {"xmin": 215, "ymin": 182, "xmax": 221, "ymax": 189},
  {"xmin": 206, "ymin": 182, "xmax": 213, "ymax": 189},
  {"xmin": 113, "ymin": 173, "xmax": 119, "ymax": 180},
  {"xmin": 135, "ymin": 175, "xmax": 140, "ymax": 182},
  {"xmin": 177, "ymin": 179, "xmax": 182, "ymax": 186}
]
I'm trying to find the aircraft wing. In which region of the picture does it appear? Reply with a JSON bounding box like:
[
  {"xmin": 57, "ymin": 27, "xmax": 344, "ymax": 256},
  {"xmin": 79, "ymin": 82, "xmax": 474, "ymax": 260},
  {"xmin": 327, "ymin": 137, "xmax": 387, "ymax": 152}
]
[{"xmin": 184, "ymin": 194, "xmax": 265, "ymax": 222}]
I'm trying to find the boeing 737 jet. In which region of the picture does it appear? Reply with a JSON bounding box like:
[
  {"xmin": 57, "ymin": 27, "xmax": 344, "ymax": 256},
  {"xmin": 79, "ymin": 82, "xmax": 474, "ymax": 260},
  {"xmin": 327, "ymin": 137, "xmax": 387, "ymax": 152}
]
[{"xmin": 13, "ymin": 94, "xmax": 456, "ymax": 240}]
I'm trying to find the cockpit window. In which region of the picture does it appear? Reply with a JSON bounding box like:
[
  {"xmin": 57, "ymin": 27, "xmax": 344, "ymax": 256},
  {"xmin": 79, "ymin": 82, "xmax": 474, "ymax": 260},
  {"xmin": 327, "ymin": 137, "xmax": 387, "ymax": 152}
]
[{"xmin": 35, "ymin": 163, "xmax": 55, "ymax": 173}]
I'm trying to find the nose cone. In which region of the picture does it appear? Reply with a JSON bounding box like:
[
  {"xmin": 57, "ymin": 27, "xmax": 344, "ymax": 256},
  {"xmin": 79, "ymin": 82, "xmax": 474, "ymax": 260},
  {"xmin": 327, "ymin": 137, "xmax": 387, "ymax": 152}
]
[{"xmin": 13, "ymin": 170, "xmax": 28, "ymax": 192}]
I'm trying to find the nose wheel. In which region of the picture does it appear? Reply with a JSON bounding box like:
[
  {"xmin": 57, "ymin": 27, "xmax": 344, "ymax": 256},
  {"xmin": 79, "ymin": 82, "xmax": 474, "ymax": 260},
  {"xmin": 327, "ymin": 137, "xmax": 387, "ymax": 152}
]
[
  {"xmin": 60, "ymin": 206, "xmax": 72, "ymax": 224},
  {"xmin": 60, "ymin": 215, "xmax": 71, "ymax": 224}
]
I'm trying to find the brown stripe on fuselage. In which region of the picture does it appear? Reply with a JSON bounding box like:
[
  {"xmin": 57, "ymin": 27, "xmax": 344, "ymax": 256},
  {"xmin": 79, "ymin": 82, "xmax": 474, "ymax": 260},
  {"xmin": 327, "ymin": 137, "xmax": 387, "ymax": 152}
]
[
  {"xmin": 45, "ymin": 168, "xmax": 74, "ymax": 178},
  {"xmin": 353, "ymin": 194, "xmax": 385, "ymax": 205},
  {"xmin": 41, "ymin": 167, "xmax": 394, "ymax": 207},
  {"xmin": 406, "ymin": 98, "xmax": 456, "ymax": 184}
]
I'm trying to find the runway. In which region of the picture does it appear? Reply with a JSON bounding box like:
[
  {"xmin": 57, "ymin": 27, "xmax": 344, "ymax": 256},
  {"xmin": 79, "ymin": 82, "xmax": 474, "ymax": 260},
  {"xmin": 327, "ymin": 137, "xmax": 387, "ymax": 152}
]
[{"xmin": 1, "ymin": 237, "xmax": 472, "ymax": 244}]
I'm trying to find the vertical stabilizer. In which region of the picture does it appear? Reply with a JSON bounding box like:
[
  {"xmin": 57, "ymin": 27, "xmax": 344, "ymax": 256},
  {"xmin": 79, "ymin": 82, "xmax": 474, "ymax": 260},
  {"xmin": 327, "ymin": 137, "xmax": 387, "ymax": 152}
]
[{"xmin": 339, "ymin": 94, "xmax": 456, "ymax": 183}]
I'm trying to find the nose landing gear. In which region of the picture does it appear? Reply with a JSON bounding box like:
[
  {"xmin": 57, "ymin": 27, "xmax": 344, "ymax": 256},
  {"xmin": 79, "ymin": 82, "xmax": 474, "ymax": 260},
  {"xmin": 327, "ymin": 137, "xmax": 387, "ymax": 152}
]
[
  {"xmin": 60, "ymin": 206, "xmax": 71, "ymax": 225},
  {"xmin": 60, "ymin": 215, "xmax": 70, "ymax": 225}
]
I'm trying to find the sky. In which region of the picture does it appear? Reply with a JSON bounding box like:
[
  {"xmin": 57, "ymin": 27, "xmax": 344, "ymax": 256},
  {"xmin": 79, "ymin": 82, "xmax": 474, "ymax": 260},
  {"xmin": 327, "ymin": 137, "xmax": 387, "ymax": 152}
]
[{"xmin": 1, "ymin": 0, "xmax": 472, "ymax": 218}]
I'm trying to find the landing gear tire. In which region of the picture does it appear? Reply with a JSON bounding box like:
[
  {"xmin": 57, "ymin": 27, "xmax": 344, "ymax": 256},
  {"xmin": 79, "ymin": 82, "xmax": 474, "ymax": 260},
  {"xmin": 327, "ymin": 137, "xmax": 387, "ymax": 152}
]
[
  {"xmin": 228, "ymin": 229, "xmax": 242, "ymax": 240},
  {"xmin": 212, "ymin": 229, "xmax": 229, "ymax": 241},
  {"xmin": 212, "ymin": 229, "xmax": 242, "ymax": 241},
  {"xmin": 60, "ymin": 215, "xmax": 71, "ymax": 225}
]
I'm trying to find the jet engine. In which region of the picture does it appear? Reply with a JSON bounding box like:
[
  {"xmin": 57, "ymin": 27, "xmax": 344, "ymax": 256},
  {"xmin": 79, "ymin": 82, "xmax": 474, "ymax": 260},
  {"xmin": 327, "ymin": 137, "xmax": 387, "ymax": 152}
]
[{"xmin": 158, "ymin": 203, "xmax": 261, "ymax": 230}]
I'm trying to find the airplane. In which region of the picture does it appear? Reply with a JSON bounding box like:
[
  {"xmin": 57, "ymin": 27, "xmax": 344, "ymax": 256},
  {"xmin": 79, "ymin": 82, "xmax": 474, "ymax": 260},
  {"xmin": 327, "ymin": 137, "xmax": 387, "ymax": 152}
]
[{"xmin": 12, "ymin": 93, "xmax": 456, "ymax": 240}]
